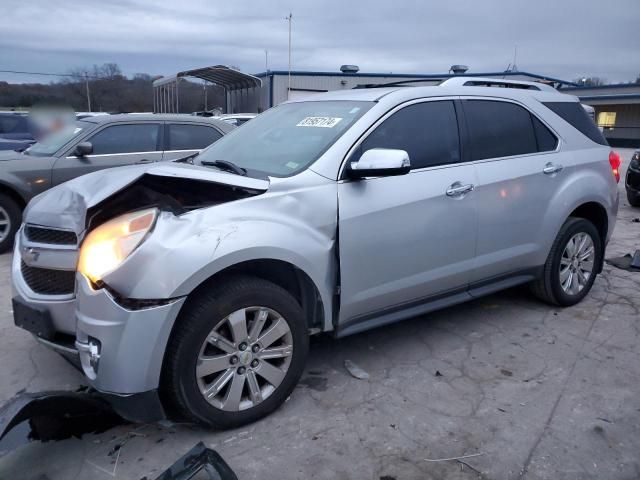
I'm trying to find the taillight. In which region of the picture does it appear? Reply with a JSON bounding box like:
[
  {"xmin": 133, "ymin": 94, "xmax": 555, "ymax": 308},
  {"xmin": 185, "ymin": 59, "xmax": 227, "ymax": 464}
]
[{"xmin": 609, "ymin": 151, "xmax": 621, "ymax": 183}]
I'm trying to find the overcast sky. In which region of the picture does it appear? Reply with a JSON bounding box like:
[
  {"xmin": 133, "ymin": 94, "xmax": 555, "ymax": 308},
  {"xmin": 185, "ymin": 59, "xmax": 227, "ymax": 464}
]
[{"xmin": 1, "ymin": 0, "xmax": 638, "ymax": 85}]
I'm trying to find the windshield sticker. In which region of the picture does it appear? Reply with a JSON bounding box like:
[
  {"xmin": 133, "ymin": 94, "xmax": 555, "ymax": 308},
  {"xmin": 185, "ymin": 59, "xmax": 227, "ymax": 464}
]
[
  {"xmin": 296, "ymin": 117, "xmax": 343, "ymax": 128},
  {"xmin": 285, "ymin": 161, "xmax": 300, "ymax": 169}
]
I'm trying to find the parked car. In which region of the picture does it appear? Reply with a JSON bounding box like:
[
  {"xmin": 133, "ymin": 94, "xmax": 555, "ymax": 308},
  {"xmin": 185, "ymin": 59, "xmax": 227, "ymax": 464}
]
[
  {"xmin": 213, "ymin": 113, "xmax": 257, "ymax": 127},
  {"xmin": 0, "ymin": 112, "xmax": 36, "ymax": 150},
  {"xmin": 626, "ymin": 149, "xmax": 640, "ymax": 207},
  {"xmin": 0, "ymin": 114, "xmax": 232, "ymax": 252},
  {"xmin": 12, "ymin": 77, "xmax": 619, "ymax": 428}
]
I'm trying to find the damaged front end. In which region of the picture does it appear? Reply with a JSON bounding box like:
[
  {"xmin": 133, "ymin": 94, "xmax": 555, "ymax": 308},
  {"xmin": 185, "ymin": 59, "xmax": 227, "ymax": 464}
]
[{"xmin": 12, "ymin": 163, "xmax": 269, "ymax": 422}]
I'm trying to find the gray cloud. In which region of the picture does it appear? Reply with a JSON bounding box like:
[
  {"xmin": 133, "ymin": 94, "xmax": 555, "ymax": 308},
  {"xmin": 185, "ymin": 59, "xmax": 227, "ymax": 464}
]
[{"xmin": 1, "ymin": 0, "xmax": 638, "ymax": 84}]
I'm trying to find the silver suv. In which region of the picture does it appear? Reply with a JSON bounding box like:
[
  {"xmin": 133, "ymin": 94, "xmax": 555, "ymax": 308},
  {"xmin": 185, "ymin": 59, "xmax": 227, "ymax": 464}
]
[{"xmin": 12, "ymin": 77, "xmax": 619, "ymax": 428}]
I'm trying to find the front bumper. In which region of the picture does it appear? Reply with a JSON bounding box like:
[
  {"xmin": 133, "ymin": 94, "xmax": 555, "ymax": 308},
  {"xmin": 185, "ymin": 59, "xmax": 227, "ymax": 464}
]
[
  {"xmin": 12, "ymin": 228, "xmax": 187, "ymax": 421},
  {"xmin": 74, "ymin": 275, "xmax": 186, "ymax": 394}
]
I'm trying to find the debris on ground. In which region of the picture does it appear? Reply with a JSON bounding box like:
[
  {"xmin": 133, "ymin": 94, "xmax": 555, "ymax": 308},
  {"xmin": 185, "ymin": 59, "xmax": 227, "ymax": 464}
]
[
  {"xmin": 606, "ymin": 251, "xmax": 640, "ymax": 271},
  {"xmin": 344, "ymin": 360, "xmax": 370, "ymax": 380},
  {"xmin": 153, "ymin": 441, "xmax": 238, "ymax": 480},
  {"xmin": 435, "ymin": 370, "xmax": 443, "ymax": 377},
  {"xmin": 0, "ymin": 390, "xmax": 125, "ymax": 457},
  {"xmin": 424, "ymin": 452, "xmax": 484, "ymax": 462}
]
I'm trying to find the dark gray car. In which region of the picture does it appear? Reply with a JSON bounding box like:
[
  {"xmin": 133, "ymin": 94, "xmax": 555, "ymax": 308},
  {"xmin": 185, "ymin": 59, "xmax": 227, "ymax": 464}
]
[{"xmin": 0, "ymin": 114, "xmax": 233, "ymax": 251}]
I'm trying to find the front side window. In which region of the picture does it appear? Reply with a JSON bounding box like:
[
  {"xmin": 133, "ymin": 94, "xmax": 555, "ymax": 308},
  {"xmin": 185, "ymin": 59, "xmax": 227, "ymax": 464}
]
[
  {"xmin": 357, "ymin": 100, "xmax": 460, "ymax": 169},
  {"xmin": 168, "ymin": 124, "xmax": 222, "ymax": 151},
  {"xmin": 464, "ymin": 100, "xmax": 538, "ymax": 161},
  {"xmin": 197, "ymin": 101, "xmax": 373, "ymax": 177},
  {"xmin": 88, "ymin": 124, "xmax": 160, "ymax": 155}
]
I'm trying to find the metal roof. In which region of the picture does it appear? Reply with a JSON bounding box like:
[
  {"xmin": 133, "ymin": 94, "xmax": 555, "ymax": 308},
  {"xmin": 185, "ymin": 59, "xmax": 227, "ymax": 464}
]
[
  {"xmin": 153, "ymin": 65, "xmax": 262, "ymax": 90},
  {"xmin": 253, "ymin": 70, "xmax": 578, "ymax": 87}
]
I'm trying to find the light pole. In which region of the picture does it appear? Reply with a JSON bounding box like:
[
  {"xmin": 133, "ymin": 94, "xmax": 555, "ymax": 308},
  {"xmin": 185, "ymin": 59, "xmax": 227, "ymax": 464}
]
[
  {"xmin": 285, "ymin": 12, "xmax": 292, "ymax": 99},
  {"xmin": 84, "ymin": 72, "xmax": 91, "ymax": 112}
]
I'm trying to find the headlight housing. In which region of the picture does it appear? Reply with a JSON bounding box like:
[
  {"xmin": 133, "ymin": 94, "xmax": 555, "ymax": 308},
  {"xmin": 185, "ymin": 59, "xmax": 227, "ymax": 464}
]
[{"xmin": 78, "ymin": 208, "xmax": 157, "ymax": 283}]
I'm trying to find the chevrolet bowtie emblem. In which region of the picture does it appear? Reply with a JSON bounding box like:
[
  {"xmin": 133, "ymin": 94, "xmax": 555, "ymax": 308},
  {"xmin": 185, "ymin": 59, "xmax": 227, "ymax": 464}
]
[{"xmin": 23, "ymin": 247, "xmax": 40, "ymax": 263}]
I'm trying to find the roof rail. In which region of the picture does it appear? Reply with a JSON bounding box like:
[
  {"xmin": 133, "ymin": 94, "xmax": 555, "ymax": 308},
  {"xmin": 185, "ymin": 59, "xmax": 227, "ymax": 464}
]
[
  {"xmin": 440, "ymin": 76, "xmax": 558, "ymax": 91},
  {"xmin": 353, "ymin": 78, "xmax": 445, "ymax": 89}
]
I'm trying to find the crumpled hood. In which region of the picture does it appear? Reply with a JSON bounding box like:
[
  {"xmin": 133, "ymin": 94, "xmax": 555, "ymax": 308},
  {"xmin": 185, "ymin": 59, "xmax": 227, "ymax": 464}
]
[{"xmin": 24, "ymin": 162, "xmax": 269, "ymax": 234}]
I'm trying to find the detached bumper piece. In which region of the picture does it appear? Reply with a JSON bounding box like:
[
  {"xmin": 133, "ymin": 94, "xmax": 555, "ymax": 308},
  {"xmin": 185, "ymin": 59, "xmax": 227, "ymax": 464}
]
[{"xmin": 154, "ymin": 441, "xmax": 238, "ymax": 480}]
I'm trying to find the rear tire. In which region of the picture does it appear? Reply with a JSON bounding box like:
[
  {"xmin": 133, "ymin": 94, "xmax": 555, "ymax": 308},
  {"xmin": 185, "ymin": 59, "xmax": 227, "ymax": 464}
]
[
  {"xmin": 530, "ymin": 217, "xmax": 602, "ymax": 307},
  {"xmin": 0, "ymin": 194, "xmax": 22, "ymax": 253},
  {"xmin": 162, "ymin": 275, "xmax": 309, "ymax": 429},
  {"xmin": 627, "ymin": 190, "xmax": 640, "ymax": 207}
]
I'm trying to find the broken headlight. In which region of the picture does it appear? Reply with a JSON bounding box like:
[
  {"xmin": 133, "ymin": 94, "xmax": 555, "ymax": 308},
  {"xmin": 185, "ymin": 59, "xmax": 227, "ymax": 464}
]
[{"xmin": 78, "ymin": 208, "xmax": 157, "ymax": 283}]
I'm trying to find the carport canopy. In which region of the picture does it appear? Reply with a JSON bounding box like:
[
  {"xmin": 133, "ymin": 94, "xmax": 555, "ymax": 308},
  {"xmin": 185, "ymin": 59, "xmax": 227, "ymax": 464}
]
[{"xmin": 153, "ymin": 65, "xmax": 262, "ymax": 113}]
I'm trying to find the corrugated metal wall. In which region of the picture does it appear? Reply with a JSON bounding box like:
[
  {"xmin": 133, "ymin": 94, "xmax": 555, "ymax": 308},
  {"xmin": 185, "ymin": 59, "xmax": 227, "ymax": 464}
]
[{"xmin": 270, "ymin": 74, "xmax": 439, "ymax": 105}]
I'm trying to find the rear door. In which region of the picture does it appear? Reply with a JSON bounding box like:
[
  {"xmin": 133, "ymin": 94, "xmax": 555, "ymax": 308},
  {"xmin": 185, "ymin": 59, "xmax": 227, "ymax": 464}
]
[
  {"xmin": 161, "ymin": 123, "xmax": 224, "ymax": 161},
  {"xmin": 52, "ymin": 122, "xmax": 162, "ymax": 185},
  {"xmin": 460, "ymin": 98, "xmax": 561, "ymax": 284},
  {"xmin": 338, "ymin": 99, "xmax": 478, "ymax": 324}
]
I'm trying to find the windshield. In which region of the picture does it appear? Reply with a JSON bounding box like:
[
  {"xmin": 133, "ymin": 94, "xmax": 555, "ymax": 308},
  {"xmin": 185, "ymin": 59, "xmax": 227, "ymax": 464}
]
[
  {"xmin": 197, "ymin": 101, "xmax": 373, "ymax": 177},
  {"xmin": 25, "ymin": 122, "xmax": 90, "ymax": 157}
]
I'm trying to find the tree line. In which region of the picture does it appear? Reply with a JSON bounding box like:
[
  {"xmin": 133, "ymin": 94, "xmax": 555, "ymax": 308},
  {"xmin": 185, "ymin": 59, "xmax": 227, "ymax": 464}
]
[{"xmin": 0, "ymin": 63, "xmax": 226, "ymax": 113}]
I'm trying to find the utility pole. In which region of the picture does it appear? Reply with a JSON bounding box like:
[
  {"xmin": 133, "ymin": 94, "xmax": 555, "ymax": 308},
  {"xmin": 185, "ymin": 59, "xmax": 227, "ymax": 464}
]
[
  {"xmin": 84, "ymin": 72, "xmax": 91, "ymax": 112},
  {"xmin": 285, "ymin": 12, "xmax": 292, "ymax": 99},
  {"xmin": 265, "ymin": 49, "xmax": 269, "ymax": 72}
]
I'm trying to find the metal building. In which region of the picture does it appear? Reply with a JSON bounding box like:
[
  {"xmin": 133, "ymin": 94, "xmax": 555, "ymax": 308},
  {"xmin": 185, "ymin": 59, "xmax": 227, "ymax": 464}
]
[
  {"xmin": 254, "ymin": 69, "xmax": 576, "ymax": 111},
  {"xmin": 560, "ymin": 83, "xmax": 640, "ymax": 147}
]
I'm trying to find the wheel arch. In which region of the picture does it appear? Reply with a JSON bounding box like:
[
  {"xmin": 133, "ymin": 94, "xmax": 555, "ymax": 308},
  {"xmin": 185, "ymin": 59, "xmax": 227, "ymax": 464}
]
[
  {"xmin": 181, "ymin": 258, "xmax": 326, "ymax": 333},
  {"xmin": 0, "ymin": 181, "xmax": 27, "ymax": 210}
]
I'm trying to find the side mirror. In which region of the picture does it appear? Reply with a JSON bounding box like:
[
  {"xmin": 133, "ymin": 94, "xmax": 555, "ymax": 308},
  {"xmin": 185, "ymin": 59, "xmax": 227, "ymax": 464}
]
[
  {"xmin": 74, "ymin": 142, "xmax": 93, "ymax": 157},
  {"xmin": 347, "ymin": 148, "xmax": 411, "ymax": 179}
]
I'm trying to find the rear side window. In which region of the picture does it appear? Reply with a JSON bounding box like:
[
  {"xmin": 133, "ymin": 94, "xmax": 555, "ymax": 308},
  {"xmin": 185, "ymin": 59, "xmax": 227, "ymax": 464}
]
[
  {"xmin": 532, "ymin": 116, "xmax": 558, "ymax": 152},
  {"xmin": 463, "ymin": 100, "xmax": 537, "ymax": 160},
  {"xmin": 359, "ymin": 100, "xmax": 460, "ymax": 169},
  {"xmin": 167, "ymin": 124, "xmax": 222, "ymax": 150},
  {"xmin": 543, "ymin": 102, "xmax": 608, "ymax": 145},
  {"xmin": 89, "ymin": 124, "xmax": 160, "ymax": 155}
]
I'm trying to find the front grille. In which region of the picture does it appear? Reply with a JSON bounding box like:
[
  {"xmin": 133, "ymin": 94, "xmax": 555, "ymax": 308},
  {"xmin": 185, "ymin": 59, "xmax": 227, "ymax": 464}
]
[
  {"xmin": 25, "ymin": 225, "xmax": 77, "ymax": 245},
  {"xmin": 20, "ymin": 261, "xmax": 75, "ymax": 295}
]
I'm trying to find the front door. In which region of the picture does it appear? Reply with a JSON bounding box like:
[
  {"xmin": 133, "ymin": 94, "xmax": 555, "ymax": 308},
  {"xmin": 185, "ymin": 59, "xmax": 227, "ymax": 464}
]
[
  {"xmin": 338, "ymin": 99, "xmax": 478, "ymax": 325},
  {"xmin": 52, "ymin": 122, "xmax": 162, "ymax": 185}
]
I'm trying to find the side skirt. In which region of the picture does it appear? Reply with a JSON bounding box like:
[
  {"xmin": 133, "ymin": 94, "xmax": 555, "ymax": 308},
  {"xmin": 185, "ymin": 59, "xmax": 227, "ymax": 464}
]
[{"xmin": 335, "ymin": 267, "xmax": 542, "ymax": 338}]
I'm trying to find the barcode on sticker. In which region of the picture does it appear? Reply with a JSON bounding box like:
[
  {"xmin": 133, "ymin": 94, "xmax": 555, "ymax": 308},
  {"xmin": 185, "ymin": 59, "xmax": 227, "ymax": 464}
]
[{"xmin": 296, "ymin": 117, "xmax": 343, "ymax": 128}]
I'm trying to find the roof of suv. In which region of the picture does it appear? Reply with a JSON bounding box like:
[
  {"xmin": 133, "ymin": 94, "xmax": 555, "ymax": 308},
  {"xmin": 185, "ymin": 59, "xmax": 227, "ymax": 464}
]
[{"xmin": 288, "ymin": 77, "xmax": 579, "ymax": 104}]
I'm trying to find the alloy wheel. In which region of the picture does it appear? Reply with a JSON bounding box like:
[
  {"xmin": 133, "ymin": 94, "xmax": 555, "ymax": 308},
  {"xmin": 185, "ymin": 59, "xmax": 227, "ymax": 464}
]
[
  {"xmin": 559, "ymin": 232, "xmax": 595, "ymax": 295},
  {"xmin": 0, "ymin": 206, "xmax": 10, "ymax": 244},
  {"xmin": 196, "ymin": 306, "xmax": 293, "ymax": 411}
]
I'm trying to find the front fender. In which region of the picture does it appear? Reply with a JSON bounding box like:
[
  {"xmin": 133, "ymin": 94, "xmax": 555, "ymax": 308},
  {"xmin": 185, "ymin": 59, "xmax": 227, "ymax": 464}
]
[{"xmin": 103, "ymin": 202, "xmax": 337, "ymax": 331}]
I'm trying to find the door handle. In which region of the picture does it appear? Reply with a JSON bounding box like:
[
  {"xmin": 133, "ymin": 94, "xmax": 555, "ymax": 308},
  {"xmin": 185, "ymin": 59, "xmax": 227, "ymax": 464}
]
[
  {"xmin": 446, "ymin": 182, "xmax": 475, "ymax": 197},
  {"xmin": 543, "ymin": 162, "xmax": 563, "ymax": 175},
  {"xmin": 136, "ymin": 158, "xmax": 153, "ymax": 164}
]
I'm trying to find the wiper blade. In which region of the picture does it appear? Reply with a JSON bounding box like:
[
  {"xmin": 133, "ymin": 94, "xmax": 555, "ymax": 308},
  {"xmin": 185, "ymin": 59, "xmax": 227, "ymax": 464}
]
[{"xmin": 201, "ymin": 159, "xmax": 247, "ymax": 176}]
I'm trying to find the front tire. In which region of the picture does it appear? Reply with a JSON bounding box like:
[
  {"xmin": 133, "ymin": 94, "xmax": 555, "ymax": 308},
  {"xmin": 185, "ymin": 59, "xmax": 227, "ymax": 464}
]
[
  {"xmin": 0, "ymin": 194, "xmax": 21, "ymax": 253},
  {"xmin": 531, "ymin": 217, "xmax": 602, "ymax": 307},
  {"xmin": 163, "ymin": 275, "xmax": 309, "ymax": 429}
]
